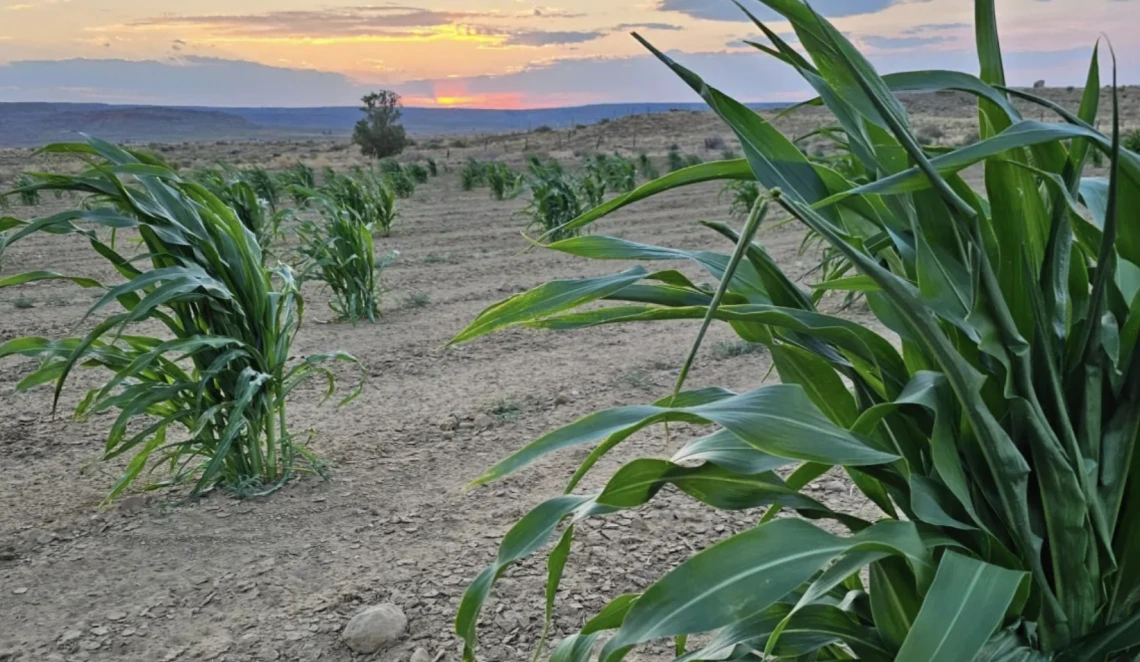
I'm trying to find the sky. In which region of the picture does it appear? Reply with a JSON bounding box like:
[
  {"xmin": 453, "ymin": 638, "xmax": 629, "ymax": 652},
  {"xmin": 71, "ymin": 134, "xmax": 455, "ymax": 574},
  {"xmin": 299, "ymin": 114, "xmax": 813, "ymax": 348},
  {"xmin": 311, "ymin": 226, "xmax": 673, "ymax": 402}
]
[{"xmin": 0, "ymin": 0, "xmax": 1136, "ymax": 108}]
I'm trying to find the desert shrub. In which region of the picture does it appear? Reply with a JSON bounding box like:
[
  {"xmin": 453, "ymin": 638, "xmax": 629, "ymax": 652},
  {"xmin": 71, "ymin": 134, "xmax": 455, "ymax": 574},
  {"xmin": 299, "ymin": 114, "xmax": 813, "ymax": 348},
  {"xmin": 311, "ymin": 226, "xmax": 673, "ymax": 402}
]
[
  {"xmin": 485, "ymin": 162, "xmax": 521, "ymax": 201},
  {"xmin": 533, "ymin": 125, "xmax": 554, "ymax": 133},
  {"xmin": 636, "ymin": 153, "xmax": 659, "ymax": 180},
  {"xmin": 704, "ymin": 135, "xmax": 726, "ymax": 150},
  {"xmin": 0, "ymin": 138, "xmax": 360, "ymax": 500},
  {"xmin": 461, "ymin": 159, "xmax": 487, "ymax": 191},
  {"xmin": 451, "ymin": 3, "xmax": 1140, "ymax": 661},
  {"xmin": 450, "ymin": 138, "xmax": 469, "ymax": 149},
  {"xmin": 666, "ymin": 149, "xmax": 686, "ymax": 172}
]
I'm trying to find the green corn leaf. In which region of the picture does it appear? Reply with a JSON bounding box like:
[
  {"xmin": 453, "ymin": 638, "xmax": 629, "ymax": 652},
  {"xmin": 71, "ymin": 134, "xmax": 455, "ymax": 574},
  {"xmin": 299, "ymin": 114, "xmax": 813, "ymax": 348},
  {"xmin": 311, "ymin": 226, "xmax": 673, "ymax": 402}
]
[{"xmin": 895, "ymin": 552, "xmax": 1026, "ymax": 662}]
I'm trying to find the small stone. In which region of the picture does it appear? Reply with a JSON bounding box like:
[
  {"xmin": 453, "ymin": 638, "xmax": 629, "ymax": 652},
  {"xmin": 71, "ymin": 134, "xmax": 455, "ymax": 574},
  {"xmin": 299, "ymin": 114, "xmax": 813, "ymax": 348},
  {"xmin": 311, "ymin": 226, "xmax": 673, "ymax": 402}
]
[
  {"xmin": 59, "ymin": 630, "xmax": 84, "ymax": 645},
  {"xmin": 410, "ymin": 648, "xmax": 432, "ymax": 662},
  {"xmin": 90, "ymin": 627, "xmax": 109, "ymax": 637},
  {"xmin": 106, "ymin": 611, "xmax": 127, "ymax": 622},
  {"xmin": 11, "ymin": 587, "xmax": 27, "ymax": 595},
  {"xmin": 255, "ymin": 647, "xmax": 280, "ymax": 661},
  {"xmin": 341, "ymin": 603, "xmax": 407, "ymax": 654},
  {"xmin": 35, "ymin": 532, "xmax": 57, "ymax": 545},
  {"xmin": 118, "ymin": 495, "xmax": 148, "ymax": 513},
  {"xmin": 473, "ymin": 414, "xmax": 494, "ymax": 430},
  {"xmin": 0, "ymin": 546, "xmax": 16, "ymax": 561}
]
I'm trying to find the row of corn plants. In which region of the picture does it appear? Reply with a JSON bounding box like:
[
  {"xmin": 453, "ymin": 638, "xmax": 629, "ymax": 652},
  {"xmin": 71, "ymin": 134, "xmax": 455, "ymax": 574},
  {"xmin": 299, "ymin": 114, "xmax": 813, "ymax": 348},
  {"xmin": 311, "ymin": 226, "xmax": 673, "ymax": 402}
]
[
  {"xmin": 452, "ymin": 0, "xmax": 1140, "ymax": 660},
  {"xmin": 0, "ymin": 138, "xmax": 363, "ymax": 501},
  {"xmin": 295, "ymin": 168, "xmax": 397, "ymax": 323}
]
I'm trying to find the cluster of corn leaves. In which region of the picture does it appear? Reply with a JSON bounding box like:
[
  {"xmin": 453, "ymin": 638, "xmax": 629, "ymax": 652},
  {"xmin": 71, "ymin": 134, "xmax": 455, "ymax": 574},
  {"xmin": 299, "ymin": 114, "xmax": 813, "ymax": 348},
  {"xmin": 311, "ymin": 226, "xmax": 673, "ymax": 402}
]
[
  {"xmin": 192, "ymin": 165, "xmax": 289, "ymax": 253},
  {"xmin": 0, "ymin": 138, "xmax": 362, "ymax": 500},
  {"xmin": 450, "ymin": 1, "xmax": 1140, "ymax": 660},
  {"xmin": 295, "ymin": 168, "xmax": 394, "ymax": 323}
]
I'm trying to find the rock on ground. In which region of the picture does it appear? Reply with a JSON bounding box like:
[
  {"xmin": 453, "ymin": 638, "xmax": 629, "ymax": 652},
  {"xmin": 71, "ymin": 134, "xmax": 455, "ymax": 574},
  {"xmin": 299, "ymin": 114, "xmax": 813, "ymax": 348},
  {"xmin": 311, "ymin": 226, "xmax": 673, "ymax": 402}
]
[{"xmin": 341, "ymin": 603, "xmax": 407, "ymax": 654}]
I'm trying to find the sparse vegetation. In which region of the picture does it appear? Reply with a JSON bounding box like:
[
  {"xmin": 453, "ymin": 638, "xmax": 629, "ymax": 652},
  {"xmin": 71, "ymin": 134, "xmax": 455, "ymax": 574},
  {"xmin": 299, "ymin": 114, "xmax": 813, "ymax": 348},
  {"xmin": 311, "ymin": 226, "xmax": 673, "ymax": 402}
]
[
  {"xmin": 12, "ymin": 295, "xmax": 34, "ymax": 309},
  {"xmin": 1126, "ymin": 128, "xmax": 1140, "ymax": 153},
  {"xmin": 0, "ymin": 138, "xmax": 361, "ymax": 500},
  {"xmin": 666, "ymin": 149, "xmax": 686, "ymax": 172},
  {"xmin": 710, "ymin": 339, "xmax": 764, "ymax": 359}
]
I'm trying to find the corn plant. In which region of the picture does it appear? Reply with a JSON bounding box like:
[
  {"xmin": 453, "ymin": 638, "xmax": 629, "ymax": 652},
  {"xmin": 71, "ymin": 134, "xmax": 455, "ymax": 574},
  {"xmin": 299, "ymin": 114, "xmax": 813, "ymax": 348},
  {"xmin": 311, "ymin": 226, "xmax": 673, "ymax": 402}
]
[
  {"xmin": 486, "ymin": 162, "xmax": 521, "ymax": 201},
  {"xmin": 452, "ymin": 2, "xmax": 1140, "ymax": 661},
  {"xmin": 667, "ymin": 149, "xmax": 686, "ymax": 172},
  {"xmin": 407, "ymin": 162, "xmax": 430, "ymax": 184},
  {"xmin": 319, "ymin": 168, "xmax": 398, "ymax": 237},
  {"xmin": 637, "ymin": 153, "xmax": 659, "ymax": 181},
  {"xmin": 280, "ymin": 162, "xmax": 316, "ymax": 204},
  {"xmin": 0, "ymin": 138, "xmax": 361, "ymax": 500},
  {"xmin": 588, "ymin": 154, "xmax": 637, "ymax": 194},
  {"xmin": 461, "ymin": 158, "xmax": 487, "ymax": 191},
  {"xmin": 296, "ymin": 208, "xmax": 383, "ymax": 324},
  {"xmin": 519, "ymin": 158, "xmax": 584, "ymax": 241},
  {"xmin": 242, "ymin": 166, "xmax": 280, "ymax": 212},
  {"xmin": 722, "ymin": 180, "xmax": 760, "ymax": 220},
  {"xmin": 1126, "ymin": 129, "xmax": 1140, "ymax": 153},
  {"xmin": 427, "ymin": 158, "xmax": 439, "ymax": 177},
  {"xmin": 193, "ymin": 167, "xmax": 287, "ymax": 252},
  {"xmin": 379, "ymin": 159, "xmax": 416, "ymax": 198},
  {"xmin": 15, "ymin": 174, "xmax": 40, "ymax": 206}
]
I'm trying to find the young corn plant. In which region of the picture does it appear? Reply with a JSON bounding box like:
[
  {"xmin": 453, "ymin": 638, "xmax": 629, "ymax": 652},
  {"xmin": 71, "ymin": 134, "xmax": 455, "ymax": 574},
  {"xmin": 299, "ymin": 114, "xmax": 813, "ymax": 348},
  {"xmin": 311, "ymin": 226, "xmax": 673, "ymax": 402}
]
[
  {"xmin": 519, "ymin": 158, "xmax": 584, "ymax": 241},
  {"xmin": 407, "ymin": 162, "xmax": 430, "ymax": 185},
  {"xmin": 721, "ymin": 180, "xmax": 760, "ymax": 220},
  {"xmin": 461, "ymin": 159, "xmax": 488, "ymax": 191},
  {"xmin": 452, "ymin": 2, "xmax": 1140, "ymax": 661},
  {"xmin": 280, "ymin": 162, "xmax": 316, "ymax": 205},
  {"xmin": 588, "ymin": 154, "xmax": 637, "ymax": 194},
  {"xmin": 320, "ymin": 168, "xmax": 398, "ymax": 237},
  {"xmin": 193, "ymin": 167, "xmax": 287, "ymax": 252},
  {"xmin": 0, "ymin": 138, "xmax": 361, "ymax": 500},
  {"xmin": 296, "ymin": 208, "xmax": 384, "ymax": 323},
  {"xmin": 485, "ymin": 162, "xmax": 521, "ymax": 201},
  {"xmin": 637, "ymin": 153, "xmax": 660, "ymax": 181}
]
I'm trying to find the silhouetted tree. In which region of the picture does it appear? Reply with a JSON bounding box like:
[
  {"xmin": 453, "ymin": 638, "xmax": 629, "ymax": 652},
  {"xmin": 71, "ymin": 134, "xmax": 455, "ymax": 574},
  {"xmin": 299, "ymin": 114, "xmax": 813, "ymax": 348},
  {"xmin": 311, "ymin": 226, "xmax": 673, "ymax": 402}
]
[{"xmin": 352, "ymin": 90, "xmax": 409, "ymax": 159}]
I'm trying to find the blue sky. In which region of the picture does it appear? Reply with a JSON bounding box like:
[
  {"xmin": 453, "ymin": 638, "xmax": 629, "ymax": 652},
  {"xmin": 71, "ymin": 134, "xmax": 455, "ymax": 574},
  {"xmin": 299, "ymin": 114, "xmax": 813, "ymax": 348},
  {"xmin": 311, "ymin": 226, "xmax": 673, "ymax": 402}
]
[{"xmin": 0, "ymin": 0, "xmax": 1135, "ymax": 107}]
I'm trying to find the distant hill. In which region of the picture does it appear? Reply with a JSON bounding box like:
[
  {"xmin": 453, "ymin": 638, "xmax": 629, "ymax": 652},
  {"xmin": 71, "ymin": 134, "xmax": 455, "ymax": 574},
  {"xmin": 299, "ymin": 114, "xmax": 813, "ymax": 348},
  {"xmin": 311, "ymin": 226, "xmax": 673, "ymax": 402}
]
[{"xmin": 0, "ymin": 101, "xmax": 787, "ymax": 147}]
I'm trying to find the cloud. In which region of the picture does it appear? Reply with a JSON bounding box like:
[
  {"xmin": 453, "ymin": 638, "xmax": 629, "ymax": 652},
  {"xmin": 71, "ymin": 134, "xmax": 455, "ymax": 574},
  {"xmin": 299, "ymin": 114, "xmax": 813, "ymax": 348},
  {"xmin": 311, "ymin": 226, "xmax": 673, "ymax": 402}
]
[
  {"xmin": 502, "ymin": 30, "xmax": 606, "ymax": 46},
  {"xmin": 862, "ymin": 35, "xmax": 953, "ymax": 49},
  {"xmin": 0, "ymin": 56, "xmax": 365, "ymax": 106},
  {"xmin": 612, "ymin": 23, "xmax": 684, "ymax": 32},
  {"xmin": 655, "ymin": 0, "xmax": 895, "ymax": 22},
  {"xmin": 127, "ymin": 6, "xmax": 493, "ymax": 37}
]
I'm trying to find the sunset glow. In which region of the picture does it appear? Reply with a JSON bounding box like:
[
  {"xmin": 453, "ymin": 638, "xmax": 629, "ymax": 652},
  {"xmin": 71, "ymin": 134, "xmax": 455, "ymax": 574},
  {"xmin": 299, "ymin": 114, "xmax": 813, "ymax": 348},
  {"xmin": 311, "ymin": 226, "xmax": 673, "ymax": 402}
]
[{"xmin": 0, "ymin": 0, "xmax": 1136, "ymax": 107}]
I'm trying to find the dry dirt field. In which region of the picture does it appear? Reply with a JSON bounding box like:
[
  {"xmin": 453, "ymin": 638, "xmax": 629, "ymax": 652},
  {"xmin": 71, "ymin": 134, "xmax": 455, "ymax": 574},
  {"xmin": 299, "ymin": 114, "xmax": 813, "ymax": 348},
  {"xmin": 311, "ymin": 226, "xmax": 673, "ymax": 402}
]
[{"xmin": 0, "ymin": 89, "xmax": 1135, "ymax": 662}]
